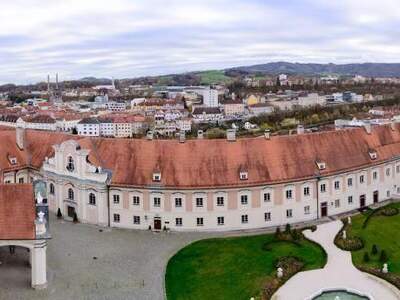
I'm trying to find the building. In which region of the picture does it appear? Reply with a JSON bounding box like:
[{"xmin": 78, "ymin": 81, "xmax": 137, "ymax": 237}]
[
  {"xmin": 0, "ymin": 183, "xmax": 50, "ymax": 289},
  {"xmin": 106, "ymin": 101, "xmax": 126, "ymax": 112},
  {"xmin": 77, "ymin": 118, "xmax": 100, "ymax": 136},
  {"xmin": 192, "ymin": 107, "xmax": 223, "ymax": 123},
  {"xmin": 1, "ymin": 124, "xmax": 400, "ymax": 233},
  {"xmin": 16, "ymin": 115, "xmax": 57, "ymax": 131},
  {"xmin": 222, "ymin": 100, "xmax": 245, "ymax": 116},
  {"xmin": 202, "ymin": 88, "xmax": 219, "ymax": 107}
]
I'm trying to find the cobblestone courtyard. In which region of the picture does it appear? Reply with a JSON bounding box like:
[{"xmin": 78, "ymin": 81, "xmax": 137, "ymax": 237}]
[{"xmin": 0, "ymin": 216, "xmax": 210, "ymax": 300}]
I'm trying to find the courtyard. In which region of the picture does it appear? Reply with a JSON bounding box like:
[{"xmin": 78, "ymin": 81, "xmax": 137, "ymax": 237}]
[{"xmin": 0, "ymin": 216, "xmax": 210, "ymax": 300}]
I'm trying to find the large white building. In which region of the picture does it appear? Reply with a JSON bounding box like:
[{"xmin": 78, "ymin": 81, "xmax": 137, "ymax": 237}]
[{"xmin": 1, "ymin": 124, "xmax": 400, "ymax": 232}]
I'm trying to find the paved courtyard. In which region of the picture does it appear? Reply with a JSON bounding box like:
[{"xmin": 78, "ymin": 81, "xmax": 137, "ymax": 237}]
[{"xmin": 0, "ymin": 216, "xmax": 212, "ymax": 300}]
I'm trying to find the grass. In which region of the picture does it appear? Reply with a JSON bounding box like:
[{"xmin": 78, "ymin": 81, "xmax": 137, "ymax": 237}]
[
  {"xmin": 348, "ymin": 202, "xmax": 400, "ymax": 273},
  {"xmin": 196, "ymin": 70, "xmax": 233, "ymax": 85},
  {"xmin": 165, "ymin": 233, "xmax": 326, "ymax": 300}
]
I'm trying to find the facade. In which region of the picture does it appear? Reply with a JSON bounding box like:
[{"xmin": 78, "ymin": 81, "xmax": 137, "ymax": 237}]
[
  {"xmin": 1, "ymin": 124, "xmax": 400, "ymax": 232},
  {"xmin": 77, "ymin": 118, "xmax": 100, "ymax": 136}
]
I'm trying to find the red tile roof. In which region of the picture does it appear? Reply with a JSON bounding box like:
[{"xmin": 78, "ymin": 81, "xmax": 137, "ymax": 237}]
[
  {"xmin": 0, "ymin": 184, "xmax": 35, "ymax": 240},
  {"xmin": 1, "ymin": 125, "xmax": 400, "ymax": 188}
]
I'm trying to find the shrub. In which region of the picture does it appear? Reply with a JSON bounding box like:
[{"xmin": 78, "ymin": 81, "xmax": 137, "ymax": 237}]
[
  {"xmin": 285, "ymin": 223, "xmax": 291, "ymax": 234},
  {"xmin": 380, "ymin": 207, "xmax": 399, "ymax": 217},
  {"xmin": 380, "ymin": 250, "xmax": 388, "ymax": 263},
  {"xmin": 363, "ymin": 252, "xmax": 370, "ymax": 262},
  {"xmin": 372, "ymin": 244, "xmax": 378, "ymax": 255},
  {"xmin": 56, "ymin": 208, "xmax": 62, "ymax": 219},
  {"xmin": 275, "ymin": 226, "xmax": 281, "ymax": 237},
  {"xmin": 291, "ymin": 229, "xmax": 301, "ymax": 241},
  {"xmin": 73, "ymin": 212, "xmax": 78, "ymax": 223}
]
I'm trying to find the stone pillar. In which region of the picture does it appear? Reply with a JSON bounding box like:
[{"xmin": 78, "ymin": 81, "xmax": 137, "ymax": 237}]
[{"xmin": 31, "ymin": 240, "xmax": 47, "ymax": 289}]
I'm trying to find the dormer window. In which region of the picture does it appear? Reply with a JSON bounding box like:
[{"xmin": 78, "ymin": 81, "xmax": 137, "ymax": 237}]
[
  {"xmin": 9, "ymin": 157, "xmax": 17, "ymax": 165},
  {"xmin": 369, "ymin": 150, "xmax": 377, "ymax": 160},
  {"xmin": 239, "ymin": 171, "xmax": 248, "ymax": 180},
  {"xmin": 316, "ymin": 160, "xmax": 326, "ymax": 170},
  {"xmin": 153, "ymin": 172, "xmax": 161, "ymax": 182},
  {"xmin": 66, "ymin": 156, "xmax": 75, "ymax": 172}
]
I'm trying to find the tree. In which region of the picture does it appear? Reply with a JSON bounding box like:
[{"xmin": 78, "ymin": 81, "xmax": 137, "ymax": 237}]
[
  {"xmin": 285, "ymin": 223, "xmax": 291, "ymax": 234},
  {"xmin": 57, "ymin": 208, "xmax": 62, "ymax": 219},
  {"xmin": 371, "ymin": 244, "xmax": 378, "ymax": 255},
  {"xmin": 363, "ymin": 252, "xmax": 370, "ymax": 262},
  {"xmin": 380, "ymin": 250, "xmax": 388, "ymax": 262},
  {"xmin": 275, "ymin": 226, "xmax": 281, "ymax": 237}
]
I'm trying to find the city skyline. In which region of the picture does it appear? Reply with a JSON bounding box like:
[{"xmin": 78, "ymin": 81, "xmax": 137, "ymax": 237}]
[{"xmin": 1, "ymin": 0, "xmax": 400, "ymax": 84}]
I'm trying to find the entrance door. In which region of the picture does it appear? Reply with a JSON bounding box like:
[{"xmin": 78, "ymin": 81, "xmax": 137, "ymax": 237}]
[
  {"xmin": 373, "ymin": 191, "xmax": 379, "ymax": 203},
  {"xmin": 360, "ymin": 195, "xmax": 366, "ymax": 208},
  {"xmin": 67, "ymin": 206, "xmax": 75, "ymax": 218},
  {"xmin": 321, "ymin": 202, "xmax": 328, "ymax": 217},
  {"xmin": 154, "ymin": 218, "xmax": 162, "ymax": 230}
]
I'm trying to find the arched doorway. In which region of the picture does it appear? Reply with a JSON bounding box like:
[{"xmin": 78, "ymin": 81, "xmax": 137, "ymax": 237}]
[{"xmin": 0, "ymin": 245, "xmax": 31, "ymax": 288}]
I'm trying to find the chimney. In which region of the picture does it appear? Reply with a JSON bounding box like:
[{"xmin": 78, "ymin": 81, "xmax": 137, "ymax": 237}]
[
  {"xmin": 297, "ymin": 124, "xmax": 304, "ymax": 135},
  {"xmin": 56, "ymin": 73, "xmax": 59, "ymax": 90},
  {"xmin": 264, "ymin": 129, "xmax": 270, "ymax": 140},
  {"xmin": 364, "ymin": 123, "xmax": 372, "ymax": 134},
  {"xmin": 197, "ymin": 130, "xmax": 204, "ymax": 139},
  {"xmin": 391, "ymin": 121, "xmax": 396, "ymax": 131},
  {"xmin": 179, "ymin": 131, "xmax": 185, "ymax": 143},
  {"xmin": 47, "ymin": 75, "xmax": 50, "ymax": 93},
  {"xmin": 16, "ymin": 126, "xmax": 25, "ymax": 150},
  {"xmin": 226, "ymin": 129, "xmax": 236, "ymax": 142},
  {"xmin": 146, "ymin": 131, "xmax": 154, "ymax": 140}
]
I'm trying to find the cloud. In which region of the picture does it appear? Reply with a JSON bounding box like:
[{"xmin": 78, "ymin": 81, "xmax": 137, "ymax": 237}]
[{"xmin": 0, "ymin": 0, "xmax": 400, "ymax": 84}]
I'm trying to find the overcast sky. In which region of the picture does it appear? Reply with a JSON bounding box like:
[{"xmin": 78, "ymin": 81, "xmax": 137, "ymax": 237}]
[{"xmin": 1, "ymin": 0, "xmax": 400, "ymax": 84}]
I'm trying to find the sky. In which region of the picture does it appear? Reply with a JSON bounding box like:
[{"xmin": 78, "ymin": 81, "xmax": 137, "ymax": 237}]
[{"xmin": 1, "ymin": 0, "xmax": 400, "ymax": 84}]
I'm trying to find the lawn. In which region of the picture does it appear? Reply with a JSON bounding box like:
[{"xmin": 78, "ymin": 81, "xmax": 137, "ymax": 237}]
[
  {"xmin": 165, "ymin": 232, "xmax": 326, "ymax": 300},
  {"xmin": 347, "ymin": 202, "xmax": 400, "ymax": 273},
  {"xmin": 196, "ymin": 70, "xmax": 233, "ymax": 85}
]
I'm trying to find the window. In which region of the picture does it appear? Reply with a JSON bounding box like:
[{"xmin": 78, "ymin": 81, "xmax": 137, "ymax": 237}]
[
  {"xmin": 113, "ymin": 214, "xmax": 120, "ymax": 223},
  {"xmin": 263, "ymin": 192, "xmax": 271, "ymax": 202},
  {"xmin": 153, "ymin": 197, "xmax": 161, "ymax": 207},
  {"xmin": 153, "ymin": 172, "xmax": 161, "ymax": 182},
  {"xmin": 239, "ymin": 171, "xmax": 248, "ymax": 180},
  {"xmin": 133, "ymin": 196, "xmax": 140, "ymax": 206},
  {"xmin": 68, "ymin": 188, "xmax": 74, "ymax": 200},
  {"xmin": 347, "ymin": 178, "xmax": 353, "ymax": 187},
  {"xmin": 386, "ymin": 168, "xmax": 391, "ymax": 176},
  {"xmin": 175, "ymin": 218, "xmax": 183, "ymax": 226},
  {"xmin": 286, "ymin": 209, "xmax": 293, "ymax": 218},
  {"xmin": 49, "ymin": 183, "xmax": 55, "ymax": 195},
  {"xmin": 241, "ymin": 195, "xmax": 248, "ymax": 205},
  {"xmin": 196, "ymin": 197, "xmax": 203, "ymax": 207},
  {"xmin": 397, "ymin": 165, "xmax": 400, "ymax": 174},
  {"xmin": 66, "ymin": 156, "xmax": 75, "ymax": 172},
  {"xmin": 175, "ymin": 198, "xmax": 182, "ymax": 207},
  {"xmin": 18, "ymin": 178, "xmax": 24, "ymax": 183},
  {"xmin": 113, "ymin": 194, "xmax": 120, "ymax": 204},
  {"xmin": 241, "ymin": 214, "xmax": 248, "ymax": 224},
  {"xmin": 360, "ymin": 175, "xmax": 365, "ymax": 184},
  {"xmin": 303, "ymin": 187, "xmax": 310, "ymax": 196},
  {"xmin": 197, "ymin": 217, "xmax": 204, "ymax": 226},
  {"xmin": 286, "ymin": 189, "xmax": 293, "ymax": 199},
  {"xmin": 334, "ymin": 181, "xmax": 340, "ymax": 190},
  {"xmin": 348, "ymin": 196, "xmax": 353, "ymax": 204},
  {"xmin": 264, "ymin": 212, "xmax": 271, "ymax": 221},
  {"xmin": 133, "ymin": 216, "xmax": 140, "ymax": 224},
  {"xmin": 216, "ymin": 196, "xmax": 224, "ymax": 206},
  {"xmin": 304, "ymin": 205, "xmax": 310, "ymax": 215},
  {"xmin": 387, "ymin": 190, "xmax": 390, "ymax": 197},
  {"xmin": 320, "ymin": 184, "xmax": 326, "ymax": 193},
  {"xmin": 335, "ymin": 199, "xmax": 340, "ymax": 208},
  {"xmin": 217, "ymin": 216, "xmax": 224, "ymax": 225},
  {"xmin": 373, "ymin": 171, "xmax": 378, "ymax": 180},
  {"xmin": 89, "ymin": 193, "xmax": 96, "ymax": 205}
]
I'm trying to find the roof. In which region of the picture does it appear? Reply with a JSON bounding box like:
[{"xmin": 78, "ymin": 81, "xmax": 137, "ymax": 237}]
[
  {"xmin": 1, "ymin": 125, "xmax": 400, "ymax": 189},
  {"xmin": 0, "ymin": 184, "xmax": 35, "ymax": 240},
  {"xmin": 192, "ymin": 107, "xmax": 221, "ymax": 115}
]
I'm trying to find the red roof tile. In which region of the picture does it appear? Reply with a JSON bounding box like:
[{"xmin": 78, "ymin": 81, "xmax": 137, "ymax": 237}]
[{"xmin": 0, "ymin": 184, "xmax": 35, "ymax": 240}]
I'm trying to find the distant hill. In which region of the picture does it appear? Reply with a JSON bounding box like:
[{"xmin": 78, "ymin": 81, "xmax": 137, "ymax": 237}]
[{"xmin": 229, "ymin": 62, "xmax": 400, "ymax": 77}]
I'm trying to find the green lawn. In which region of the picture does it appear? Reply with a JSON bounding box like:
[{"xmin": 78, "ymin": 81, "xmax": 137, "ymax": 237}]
[
  {"xmin": 196, "ymin": 70, "xmax": 233, "ymax": 85},
  {"xmin": 165, "ymin": 233, "xmax": 326, "ymax": 300},
  {"xmin": 349, "ymin": 203, "xmax": 400, "ymax": 273}
]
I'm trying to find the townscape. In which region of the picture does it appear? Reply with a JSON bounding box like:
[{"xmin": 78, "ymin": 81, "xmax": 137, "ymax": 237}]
[{"xmin": 2, "ymin": 1, "xmax": 400, "ymax": 300}]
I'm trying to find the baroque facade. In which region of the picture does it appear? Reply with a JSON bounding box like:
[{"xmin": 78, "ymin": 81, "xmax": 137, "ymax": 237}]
[{"xmin": 1, "ymin": 124, "xmax": 400, "ymax": 232}]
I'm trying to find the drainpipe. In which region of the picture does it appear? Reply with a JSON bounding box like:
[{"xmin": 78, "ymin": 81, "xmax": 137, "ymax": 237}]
[
  {"xmin": 316, "ymin": 175, "xmax": 321, "ymax": 220},
  {"xmin": 106, "ymin": 185, "xmax": 110, "ymax": 227}
]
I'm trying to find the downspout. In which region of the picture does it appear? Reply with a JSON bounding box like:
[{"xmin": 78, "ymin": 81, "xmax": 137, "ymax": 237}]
[
  {"xmin": 316, "ymin": 175, "xmax": 321, "ymax": 219},
  {"xmin": 107, "ymin": 185, "xmax": 110, "ymax": 227}
]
